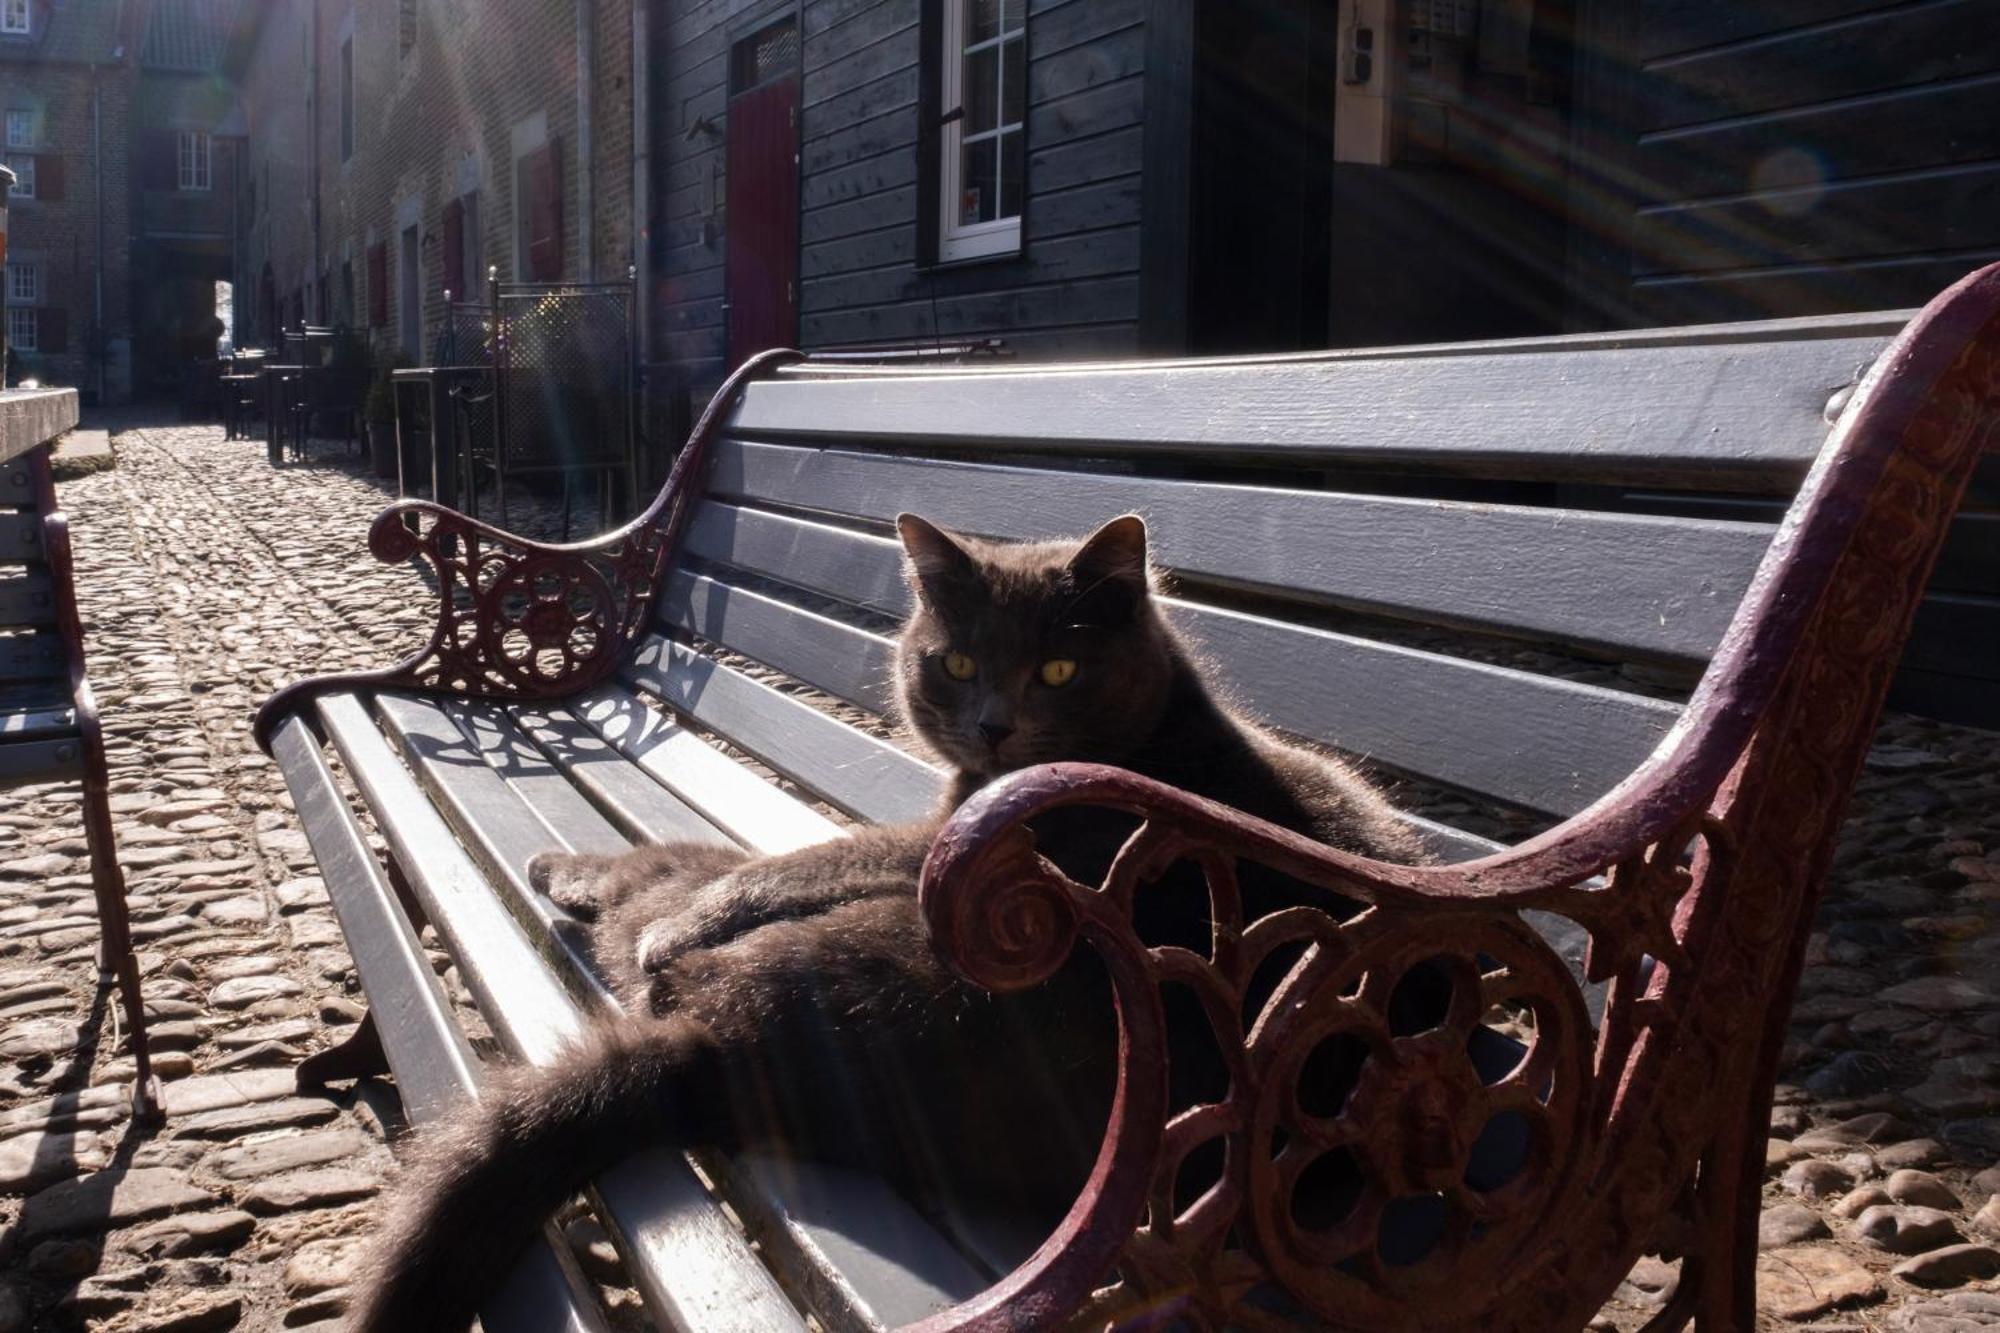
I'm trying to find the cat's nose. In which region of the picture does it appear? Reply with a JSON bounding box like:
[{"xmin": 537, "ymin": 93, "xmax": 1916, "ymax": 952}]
[{"xmin": 978, "ymin": 721, "xmax": 1014, "ymax": 749}]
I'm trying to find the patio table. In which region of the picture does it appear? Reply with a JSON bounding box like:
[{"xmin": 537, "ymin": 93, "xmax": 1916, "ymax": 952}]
[{"xmin": 392, "ymin": 364, "xmax": 491, "ymax": 513}]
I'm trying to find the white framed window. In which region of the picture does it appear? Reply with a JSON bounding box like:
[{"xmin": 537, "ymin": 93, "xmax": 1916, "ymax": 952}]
[
  {"xmin": 6, "ymin": 307, "xmax": 35, "ymax": 351},
  {"xmin": 4, "ymin": 152, "xmax": 33, "ymax": 199},
  {"xmin": 176, "ymin": 130, "xmax": 211, "ymax": 192},
  {"xmin": 938, "ymin": 0, "xmax": 1024, "ymax": 263},
  {"xmin": 1, "ymin": 0, "xmax": 29, "ymax": 36},
  {"xmin": 6, "ymin": 262, "xmax": 37, "ymax": 304},
  {"xmin": 5, "ymin": 110, "xmax": 31, "ymax": 149}
]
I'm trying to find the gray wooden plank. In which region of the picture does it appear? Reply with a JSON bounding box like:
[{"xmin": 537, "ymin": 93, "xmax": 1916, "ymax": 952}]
[
  {"xmin": 615, "ymin": 645, "xmax": 942, "ymax": 827},
  {"xmin": 657, "ymin": 570, "xmax": 1680, "ymax": 816},
  {"xmin": 270, "ymin": 712, "xmax": 619, "ymax": 1333},
  {"xmin": 570, "ymin": 682, "xmax": 855, "ymax": 848},
  {"xmin": 508, "ymin": 702, "xmax": 738, "ymax": 848},
  {"xmin": 737, "ymin": 333, "xmax": 1888, "ymax": 487},
  {"xmin": 0, "ymin": 573, "xmax": 57, "ymax": 627},
  {"xmin": 697, "ymin": 450, "xmax": 1776, "ymax": 660},
  {"xmin": 0, "ymin": 512, "xmax": 43, "ymax": 563},
  {"xmin": 442, "ymin": 700, "xmax": 637, "ymax": 860},
  {"xmin": 0, "ymin": 735, "xmax": 83, "ymax": 783},
  {"xmin": 313, "ymin": 695, "xmax": 813, "ymax": 1333},
  {"xmin": 0, "ymin": 633, "xmax": 65, "ymax": 683}
]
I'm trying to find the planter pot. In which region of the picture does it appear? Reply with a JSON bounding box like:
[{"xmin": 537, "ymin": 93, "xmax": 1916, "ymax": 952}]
[{"xmin": 368, "ymin": 421, "xmax": 398, "ymax": 479}]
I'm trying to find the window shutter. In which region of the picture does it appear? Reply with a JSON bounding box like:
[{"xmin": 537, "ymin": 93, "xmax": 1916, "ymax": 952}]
[
  {"xmin": 368, "ymin": 243, "xmax": 388, "ymax": 326},
  {"xmin": 441, "ymin": 197, "xmax": 464, "ymax": 296},
  {"xmin": 40, "ymin": 306, "xmax": 66, "ymax": 354},
  {"xmin": 526, "ymin": 138, "xmax": 563, "ymax": 281},
  {"xmin": 36, "ymin": 154, "xmax": 62, "ymax": 202}
]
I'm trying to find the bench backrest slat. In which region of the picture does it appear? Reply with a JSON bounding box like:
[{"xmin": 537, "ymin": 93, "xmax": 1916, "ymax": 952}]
[
  {"xmin": 703, "ymin": 443, "xmax": 1774, "ymax": 662},
  {"xmin": 737, "ymin": 332, "xmax": 1893, "ymax": 487}
]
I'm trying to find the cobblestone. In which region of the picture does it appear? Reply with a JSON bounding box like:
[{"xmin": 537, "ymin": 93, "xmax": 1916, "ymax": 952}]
[{"xmin": 0, "ymin": 420, "xmax": 1991, "ymax": 1329}]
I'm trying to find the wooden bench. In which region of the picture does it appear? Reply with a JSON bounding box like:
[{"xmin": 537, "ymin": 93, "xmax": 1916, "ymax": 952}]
[
  {"xmin": 254, "ymin": 265, "xmax": 2000, "ymax": 1331},
  {"xmin": 0, "ymin": 390, "xmax": 159, "ymax": 1121}
]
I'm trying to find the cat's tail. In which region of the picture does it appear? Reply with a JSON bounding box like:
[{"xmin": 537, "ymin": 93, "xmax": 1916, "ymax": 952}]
[{"xmin": 347, "ymin": 1017, "xmax": 734, "ymax": 1333}]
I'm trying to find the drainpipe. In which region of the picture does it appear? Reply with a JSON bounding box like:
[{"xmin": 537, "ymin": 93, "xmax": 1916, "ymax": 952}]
[
  {"xmin": 631, "ymin": 0, "xmax": 648, "ymax": 359},
  {"xmin": 1, "ymin": 162, "xmax": 13, "ymax": 383},
  {"xmin": 308, "ymin": 1, "xmax": 320, "ymax": 320},
  {"xmin": 576, "ymin": 0, "xmax": 596, "ymax": 280},
  {"xmin": 92, "ymin": 71, "xmax": 104, "ymax": 401}
]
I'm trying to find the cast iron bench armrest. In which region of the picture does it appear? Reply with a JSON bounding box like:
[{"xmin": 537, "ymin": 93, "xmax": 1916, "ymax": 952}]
[
  {"xmin": 912, "ymin": 264, "xmax": 2000, "ymax": 1333},
  {"xmin": 253, "ymin": 348, "xmax": 802, "ymax": 752}
]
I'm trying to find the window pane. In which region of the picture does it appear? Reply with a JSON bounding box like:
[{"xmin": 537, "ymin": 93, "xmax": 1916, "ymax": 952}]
[
  {"xmin": 968, "ymin": 0, "xmax": 1000, "ymax": 45},
  {"xmin": 965, "ymin": 45, "xmax": 999, "ymax": 133},
  {"xmin": 5, "ymin": 111, "xmax": 30, "ymax": 149},
  {"xmin": 999, "ymin": 129, "xmax": 1023, "ymax": 220},
  {"xmin": 961, "ymin": 136, "xmax": 996, "ymax": 224},
  {"xmin": 1001, "ymin": 36, "xmax": 1024, "ymax": 126},
  {"xmin": 1003, "ymin": 0, "xmax": 1024, "ymax": 33}
]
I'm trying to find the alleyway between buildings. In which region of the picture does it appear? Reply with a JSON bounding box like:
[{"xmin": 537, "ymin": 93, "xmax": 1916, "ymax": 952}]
[{"xmin": 0, "ymin": 421, "xmax": 1996, "ymax": 1330}]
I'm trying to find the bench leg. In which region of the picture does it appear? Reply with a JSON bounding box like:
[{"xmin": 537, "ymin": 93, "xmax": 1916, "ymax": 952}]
[
  {"xmin": 298, "ymin": 1011, "xmax": 391, "ymax": 1092},
  {"xmin": 82, "ymin": 776, "xmax": 163, "ymax": 1125}
]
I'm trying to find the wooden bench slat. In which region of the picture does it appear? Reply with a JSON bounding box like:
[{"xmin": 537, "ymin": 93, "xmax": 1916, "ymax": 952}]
[
  {"xmin": 572, "ymin": 683, "xmax": 852, "ymax": 851},
  {"xmin": 442, "ymin": 700, "xmax": 638, "ymax": 860},
  {"xmin": 314, "ymin": 695, "xmax": 815, "ymax": 1333},
  {"xmin": 0, "ymin": 573, "xmax": 58, "ymax": 628},
  {"xmin": 658, "ymin": 569, "xmax": 1679, "ymax": 817},
  {"xmin": 0, "ymin": 512, "xmax": 43, "ymax": 563},
  {"xmin": 0, "ymin": 735, "xmax": 84, "ymax": 783},
  {"xmin": 507, "ymin": 702, "xmax": 739, "ymax": 849},
  {"xmin": 700, "ymin": 446, "xmax": 1774, "ymax": 661},
  {"xmin": 617, "ymin": 642, "xmax": 941, "ymax": 828},
  {"xmin": 273, "ymin": 711, "xmax": 632, "ymax": 1333},
  {"xmin": 0, "ymin": 633, "xmax": 66, "ymax": 684},
  {"xmin": 731, "ymin": 333, "xmax": 1893, "ymax": 488}
]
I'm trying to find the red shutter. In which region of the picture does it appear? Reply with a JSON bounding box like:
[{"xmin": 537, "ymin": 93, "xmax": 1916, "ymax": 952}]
[
  {"xmin": 36, "ymin": 154, "xmax": 63, "ymax": 202},
  {"xmin": 441, "ymin": 197, "xmax": 464, "ymax": 297},
  {"xmin": 40, "ymin": 306, "xmax": 66, "ymax": 354},
  {"xmin": 526, "ymin": 138, "xmax": 564, "ymax": 281},
  {"xmin": 368, "ymin": 243, "xmax": 388, "ymax": 327}
]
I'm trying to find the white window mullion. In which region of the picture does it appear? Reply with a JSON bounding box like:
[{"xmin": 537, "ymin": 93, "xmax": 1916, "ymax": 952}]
[{"xmin": 938, "ymin": 0, "xmax": 1024, "ymax": 263}]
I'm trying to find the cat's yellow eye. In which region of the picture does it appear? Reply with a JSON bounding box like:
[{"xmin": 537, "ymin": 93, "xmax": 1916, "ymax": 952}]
[
  {"xmin": 942, "ymin": 651, "xmax": 978, "ymax": 681},
  {"xmin": 1039, "ymin": 658, "xmax": 1078, "ymax": 688}
]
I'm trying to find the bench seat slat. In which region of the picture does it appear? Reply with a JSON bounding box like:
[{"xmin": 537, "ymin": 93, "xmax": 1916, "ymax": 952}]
[
  {"xmin": 508, "ymin": 702, "xmax": 739, "ymax": 848},
  {"xmin": 0, "ymin": 573, "xmax": 58, "ymax": 628},
  {"xmin": 572, "ymin": 683, "xmax": 852, "ymax": 850},
  {"xmin": 314, "ymin": 695, "xmax": 815, "ymax": 1333},
  {"xmin": 699, "ymin": 446, "xmax": 1774, "ymax": 661},
  {"xmin": 617, "ymin": 643, "xmax": 942, "ymax": 828},
  {"xmin": 658, "ymin": 567, "xmax": 1679, "ymax": 817},
  {"xmin": 441, "ymin": 700, "xmax": 637, "ymax": 860},
  {"xmin": 731, "ymin": 333, "xmax": 1893, "ymax": 488}
]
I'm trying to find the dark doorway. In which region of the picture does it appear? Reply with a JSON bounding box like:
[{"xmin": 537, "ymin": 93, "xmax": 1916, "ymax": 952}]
[
  {"xmin": 725, "ymin": 18, "xmax": 801, "ymax": 370},
  {"xmin": 1183, "ymin": 0, "xmax": 1335, "ymax": 355}
]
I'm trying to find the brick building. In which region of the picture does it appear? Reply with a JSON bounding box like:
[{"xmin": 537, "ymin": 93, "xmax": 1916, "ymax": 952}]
[
  {"xmin": 3, "ymin": 0, "xmax": 242, "ymax": 402},
  {"xmin": 233, "ymin": 0, "xmax": 638, "ymax": 366}
]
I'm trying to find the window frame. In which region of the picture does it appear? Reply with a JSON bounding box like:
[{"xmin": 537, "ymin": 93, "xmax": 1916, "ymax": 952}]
[
  {"xmin": 4, "ymin": 152, "xmax": 34, "ymax": 199},
  {"xmin": 4, "ymin": 109, "xmax": 31, "ymax": 149},
  {"xmin": 936, "ymin": 0, "xmax": 1026, "ymax": 264},
  {"xmin": 176, "ymin": 130, "xmax": 212, "ymax": 192},
  {"xmin": 6, "ymin": 261, "xmax": 38, "ymax": 305},
  {"xmin": 6, "ymin": 307, "xmax": 36, "ymax": 352},
  {"xmin": 0, "ymin": 0, "xmax": 28, "ymax": 36}
]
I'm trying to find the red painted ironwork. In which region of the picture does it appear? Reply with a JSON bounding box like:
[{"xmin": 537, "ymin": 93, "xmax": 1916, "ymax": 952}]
[
  {"xmin": 31, "ymin": 445, "xmax": 162, "ymax": 1123},
  {"xmin": 252, "ymin": 347, "xmax": 803, "ymax": 752},
  {"xmin": 911, "ymin": 263, "xmax": 2000, "ymax": 1332}
]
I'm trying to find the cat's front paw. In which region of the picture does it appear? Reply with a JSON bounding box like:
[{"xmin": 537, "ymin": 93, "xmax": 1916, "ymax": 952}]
[{"xmin": 527, "ymin": 851, "xmax": 613, "ymax": 921}]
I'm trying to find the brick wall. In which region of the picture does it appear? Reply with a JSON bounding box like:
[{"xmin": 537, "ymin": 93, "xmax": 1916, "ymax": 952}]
[
  {"xmin": 3, "ymin": 65, "xmax": 133, "ymax": 400},
  {"xmin": 238, "ymin": 0, "xmax": 636, "ymax": 369}
]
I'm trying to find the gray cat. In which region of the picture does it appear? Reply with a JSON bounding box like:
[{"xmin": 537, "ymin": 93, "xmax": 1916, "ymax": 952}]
[{"xmin": 346, "ymin": 513, "xmax": 1423, "ymax": 1332}]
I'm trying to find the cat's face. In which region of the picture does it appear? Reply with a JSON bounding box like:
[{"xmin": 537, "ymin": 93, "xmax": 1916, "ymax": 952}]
[{"xmin": 894, "ymin": 514, "xmax": 1178, "ymax": 779}]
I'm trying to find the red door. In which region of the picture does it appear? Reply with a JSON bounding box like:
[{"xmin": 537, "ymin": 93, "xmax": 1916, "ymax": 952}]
[{"xmin": 725, "ymin": 46, "xmax": 800, "ymax": 369}]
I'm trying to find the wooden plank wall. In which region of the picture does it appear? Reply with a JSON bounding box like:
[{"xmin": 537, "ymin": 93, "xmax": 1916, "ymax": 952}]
[
  {"xmin": 651, "ymin": 0, "xmax": 1149, "ymax": 394},
  {"xmin": 1600, "ymin": 0, "xmax": 2000, "ymax": 325}
]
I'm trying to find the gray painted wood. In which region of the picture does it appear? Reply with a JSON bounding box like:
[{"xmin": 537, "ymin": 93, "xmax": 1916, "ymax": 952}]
[
  {"xmin": 508, "ymin": 702, "xmax": 737, "ymax": 848},
  {"xmin": 730, "ymin": 334, "xmax": 1889, "ymax": 487},
  {"xmin": 271, "ymin": 711, "xmax": 621, "ymax": 1333},
  {"xmin": 314, "ymin": 695, "xmax": 814, "ymax": 1333},
  {"xmin": 0, "ymin": 573, "xmax": 56, "ymax": 627},
  {"xmin": 442, "ymin": 700, "xmax": 638, "ymax": 860},
  {"xmin": 0, "ymin": 698, "xmax": 75, "ymax": 739},
  {"xmin": 0, "ymin": 735, "xmax": 84, "ymax": 783},
  {"xmin": 657, "ymin": 566, "xmax": 1680, "ymax": 817},
  {"xmin": 619, "ymin": 640, "xmax": 943, "ymax": 826},
  {"xmin": 698, "ymin": 447, "xmax": 1776, "ymax": 660},
  {"xmin": 0, "ymin": 512, "xmax": 43, "ymax": 562},
  {"xmin": 0, "ymin": 633, "xmax": 63, "ymax": 683}
]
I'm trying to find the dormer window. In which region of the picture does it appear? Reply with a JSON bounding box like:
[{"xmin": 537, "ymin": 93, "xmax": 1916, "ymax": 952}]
[{"xmin": 1, "ymin": 0, "xmax": 30, "ymax": 36}]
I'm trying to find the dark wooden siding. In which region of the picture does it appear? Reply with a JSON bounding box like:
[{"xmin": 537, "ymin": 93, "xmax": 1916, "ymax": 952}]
[
  {"xmin": 1574, "ymin": 0, "xmax": 2000, "ymax": 326},
  {"xmin": 651, "ymin": 0, "xmax": 1147, "ymax": 391}
]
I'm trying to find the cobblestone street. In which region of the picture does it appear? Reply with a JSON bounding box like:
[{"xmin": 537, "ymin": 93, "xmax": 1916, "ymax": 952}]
[{"xmin": 0, "ymin": 420, "xmax": 1995, "ymax": 1330}]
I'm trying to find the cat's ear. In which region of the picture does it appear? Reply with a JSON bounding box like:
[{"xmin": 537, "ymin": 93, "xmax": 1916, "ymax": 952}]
[
  {"xmin": 897, "ymin": 513, "xmax": 976, "ymax": 602},
  {"xmin": 1068, "ymin": 515, "xmax": 1152, "ymax": 600}
]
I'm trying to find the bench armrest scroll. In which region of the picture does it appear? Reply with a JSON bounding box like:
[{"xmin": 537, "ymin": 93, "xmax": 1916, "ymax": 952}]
[{"xmin": 253, "ymin": 349, "xmax": 802, "ymax": 751}]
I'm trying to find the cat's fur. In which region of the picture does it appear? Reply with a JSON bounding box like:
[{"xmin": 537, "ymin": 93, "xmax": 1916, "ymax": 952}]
[{"xmin": 346, "ymin": 514, "xmax": 1423, "ymax": 1332}]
